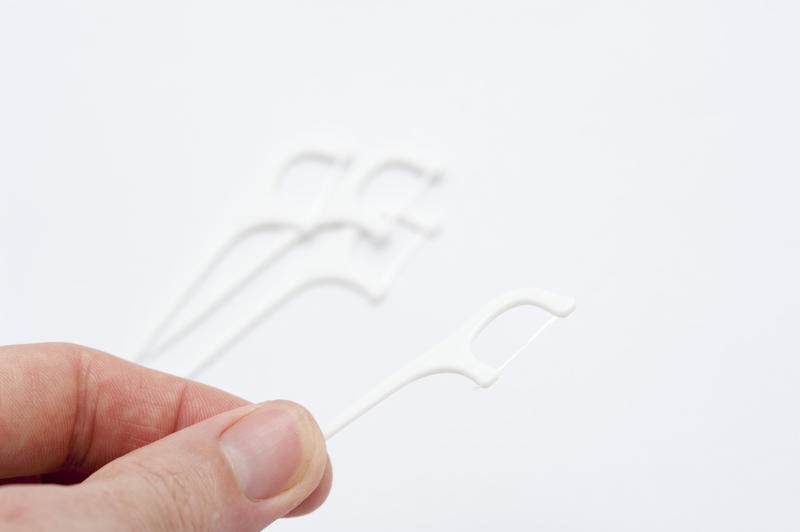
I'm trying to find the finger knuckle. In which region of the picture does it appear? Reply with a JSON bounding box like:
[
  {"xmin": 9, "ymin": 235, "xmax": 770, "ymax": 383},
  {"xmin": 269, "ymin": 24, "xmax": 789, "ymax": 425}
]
[{"xmin": 125, "ymin": 460, "xmax": 210, "ymax": 531}]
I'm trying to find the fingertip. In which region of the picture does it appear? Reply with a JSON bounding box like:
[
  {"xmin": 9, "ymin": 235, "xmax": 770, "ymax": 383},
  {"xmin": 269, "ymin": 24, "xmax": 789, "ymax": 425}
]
[
  {"xmin": 220, "ymin": 401, "xmax": 321, "ymax": 501},
  {"xmin": 285, "ymin": 455, "xmax": 333, "ymax": 518}
]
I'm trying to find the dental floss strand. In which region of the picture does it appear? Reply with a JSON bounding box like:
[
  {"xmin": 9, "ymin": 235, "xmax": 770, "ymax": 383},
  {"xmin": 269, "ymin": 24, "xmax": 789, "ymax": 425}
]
[{"xmin": 497, "ymin": 315, "xmax": 558, "ymax": 373}]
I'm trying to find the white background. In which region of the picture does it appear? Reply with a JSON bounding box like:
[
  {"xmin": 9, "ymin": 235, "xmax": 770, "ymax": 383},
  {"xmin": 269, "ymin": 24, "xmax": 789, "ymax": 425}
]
[{"xmin": 2, "ymin": 1, "xmax": 799, "ymax": 530}]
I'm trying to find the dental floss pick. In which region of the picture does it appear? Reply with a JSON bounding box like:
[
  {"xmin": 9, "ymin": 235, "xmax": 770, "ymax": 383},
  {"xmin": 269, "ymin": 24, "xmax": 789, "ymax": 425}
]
[
  {"xmin": 323, "ymin": 287, "xmax": 576, "ymax": 439},
  {"xmin": 157, "ymin": 153, "xmax": 442, "ymax": 358},
  {"xmin": 132, "ymin": 146, "xmax": 349, "ymax": 363},
  {"xmin": 131, "ymin": 147, "xmax": 576, "ymax": 442},
  {"xmin": 134, "ymin": 147, "xmax": 443, "ymax": 366},
  {"xmin": 182, "ymin": 223, "xmax": 428, "ymax": 378}
]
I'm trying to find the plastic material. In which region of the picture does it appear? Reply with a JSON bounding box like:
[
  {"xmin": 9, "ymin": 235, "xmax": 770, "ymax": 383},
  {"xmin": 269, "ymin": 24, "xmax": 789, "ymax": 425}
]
[
  {"xmin": 181, "ymin": 226, "xmax": 428, "ymax": 377},
  {"xmin": 324, "ymin": 287, "xmax": 576, "ymax": 439},
  {"xmin": 133, "ymin": 146, "xmax": 443, "ymax": 368}
]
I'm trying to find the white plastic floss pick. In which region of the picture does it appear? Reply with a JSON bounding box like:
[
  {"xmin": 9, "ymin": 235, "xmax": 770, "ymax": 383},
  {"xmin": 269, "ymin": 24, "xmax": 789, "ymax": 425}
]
[
  {"xmin": 181, "ymin": 225, "xmax": 430, "ymax": 377},
  {"xmin": 133, "ymin": 146, "xmax": 443, "ymax": 368},
  {"xmin": 324, "ymin": 287, "xmax": 576, "ymax": 440}
]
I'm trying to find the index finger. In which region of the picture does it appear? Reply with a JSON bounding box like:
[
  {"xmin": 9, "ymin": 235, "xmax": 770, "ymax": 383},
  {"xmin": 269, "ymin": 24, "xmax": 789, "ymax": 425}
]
[{"xmin": 0, "ymin": 343, "xmax": 249, "ymax": 480}]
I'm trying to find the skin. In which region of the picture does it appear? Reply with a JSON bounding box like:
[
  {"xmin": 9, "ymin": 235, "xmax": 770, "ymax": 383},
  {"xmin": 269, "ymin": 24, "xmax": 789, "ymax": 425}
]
[{"xmin": 0, "ymin": 343, "xmax": 333, "ymax": 531}]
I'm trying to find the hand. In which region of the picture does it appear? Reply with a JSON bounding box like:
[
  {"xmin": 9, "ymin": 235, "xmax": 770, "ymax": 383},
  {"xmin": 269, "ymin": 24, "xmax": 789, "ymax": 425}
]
[{"xmin": 0, "ymin": 343, "xmax": 332, "ymax": 531}]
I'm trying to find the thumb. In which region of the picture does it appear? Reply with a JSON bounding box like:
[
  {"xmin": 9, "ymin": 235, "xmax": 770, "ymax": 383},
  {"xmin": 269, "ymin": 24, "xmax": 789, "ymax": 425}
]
[
  {"xmin": 96, "ymin": 400, "xmax": 331, "ymax": 530},
  {"xmin": 3, "ymin": 401, "xmax": 331, "ymax": 531}
]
